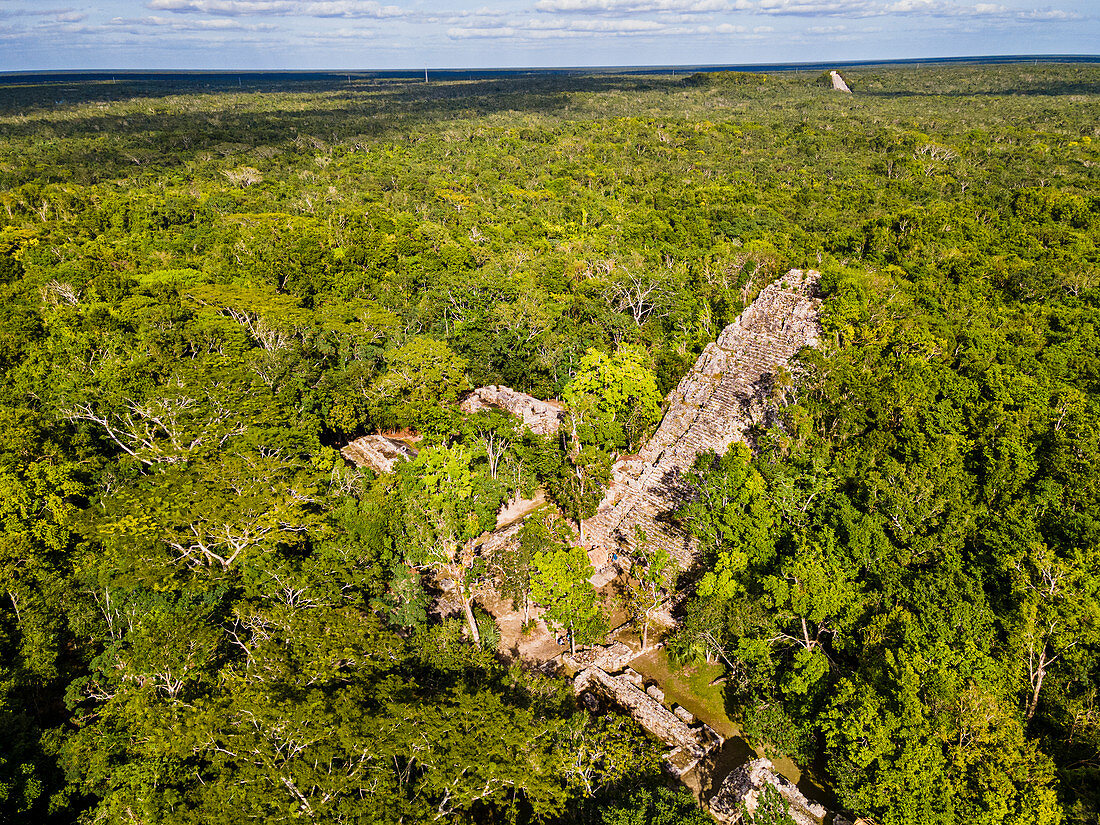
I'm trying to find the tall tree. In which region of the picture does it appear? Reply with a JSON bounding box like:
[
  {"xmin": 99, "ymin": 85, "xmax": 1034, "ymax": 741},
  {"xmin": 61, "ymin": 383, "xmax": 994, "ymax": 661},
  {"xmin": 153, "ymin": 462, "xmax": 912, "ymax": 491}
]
[{"xmin": 531, "ymin": 544, "xmax": 605, "ymax": 656}]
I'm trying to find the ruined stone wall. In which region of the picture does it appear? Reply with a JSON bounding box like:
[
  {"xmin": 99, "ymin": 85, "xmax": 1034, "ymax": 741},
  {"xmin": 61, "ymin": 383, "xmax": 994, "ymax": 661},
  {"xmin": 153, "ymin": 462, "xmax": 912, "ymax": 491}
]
[
  {"xmin": 583, "ymin": 270, "xmax": 822, "ymax": 570},
  {"xmin": 575, "ymin": 666, "xmax": 721, "ymax": 775},
  {"xmin": 460, "ymin": 385, "xmax": 565, "ymax": 436},
  {"xmin": 709, "ymin": 758, "xmax": 828, "ymax": 825},
  {"xmin": 340, "ymin": 435, "xmax": 419, "ymax": 474}
]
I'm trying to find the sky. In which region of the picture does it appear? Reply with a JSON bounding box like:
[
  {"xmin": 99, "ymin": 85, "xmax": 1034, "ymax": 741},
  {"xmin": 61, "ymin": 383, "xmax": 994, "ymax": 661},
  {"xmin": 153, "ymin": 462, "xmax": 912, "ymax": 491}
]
[{"xmin": 0, "ymin": 0, "xmax": 1096, "ymax": 72}]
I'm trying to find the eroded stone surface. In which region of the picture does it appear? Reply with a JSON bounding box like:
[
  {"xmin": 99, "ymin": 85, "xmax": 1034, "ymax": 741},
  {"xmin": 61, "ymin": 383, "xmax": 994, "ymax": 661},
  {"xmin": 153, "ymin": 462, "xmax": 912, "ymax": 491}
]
[
  {"xmin": 709, "ymin": 758, "xmax": 827, "ymax": 825},
  {"xmin": 460, "ymin": 385, "xmax": 565, "ymax": 436},
  {"xmin": 341, "ymin": 435, "xmax": 418, "ymax": 474},
  {"xmin": 575, "ymin": 666, "xmax": 722, "ymax": 776},
  {"xmin": 583, "ymin": 270, "xmax": 823, "ymax": 570},
  {"xmin": 563, "ymin": 641, "xmax": 633, "ymax": 675}
]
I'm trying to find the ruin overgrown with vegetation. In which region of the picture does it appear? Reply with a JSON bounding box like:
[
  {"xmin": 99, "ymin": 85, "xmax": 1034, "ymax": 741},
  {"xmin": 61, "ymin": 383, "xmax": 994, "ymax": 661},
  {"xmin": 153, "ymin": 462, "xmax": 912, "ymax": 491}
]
[{"xmin": 0, "ymin": 63, "xmax": 1098, "ymax": 824}]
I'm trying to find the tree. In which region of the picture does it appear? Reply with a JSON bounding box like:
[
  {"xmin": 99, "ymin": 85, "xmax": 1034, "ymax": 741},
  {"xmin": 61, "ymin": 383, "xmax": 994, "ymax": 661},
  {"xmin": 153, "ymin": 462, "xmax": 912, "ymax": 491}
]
[
  {"xmin": 554, "ymin": 444, "xmax": 612, "ymax": 546},
  {"xmin": 741, "ymin": 783, "xmax": 797, "ymax": 825},
  {"xmin": 1011, "ymin": 544, "xmax": 1100, "ymax": 722},
  {"xmin": 531, "ymin": 544, "xmax": 605, "ymax": 656},
  {"xmin": 368, "ymin": 337, "xmax": 468, "ymax": 431},
  {"xmin": 680, "ymin": 444, "xmax": 776, "ymax": 603},
  {"xmin": 397, "ymin": 443, "xmax": 502, "ymax": 645},
  {"xmin": 624, "ymin": 527, "xmax": 675, "ymax": 651},
  {"xmin": 498, "ymin": 506, "xmax": 572, "ymax": 624},
  {"xmin": 563, "ymin": 344, "xmax": 662, "ymax": 452}
]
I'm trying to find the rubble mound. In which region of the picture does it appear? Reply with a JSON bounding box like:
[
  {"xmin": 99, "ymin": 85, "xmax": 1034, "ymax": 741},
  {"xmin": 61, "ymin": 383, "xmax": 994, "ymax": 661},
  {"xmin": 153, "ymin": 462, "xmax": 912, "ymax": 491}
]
[
  {"xmin": 709, "ymin": 758, "xmax": 827, "ymax": 825},
  {"xmin": 583, "ymin": 270, "xmax": 822, "ymax": 569},
  {"xmin": 563, "ymin": 641, "xmax": 633, "ymax": 675},
  {"xmin": 341, "ymin": 435, "xmax": 418, "ymax": 474},
  {"xmin": 460, "ymin": 385, "xmax": 565, "ymax": 436}
]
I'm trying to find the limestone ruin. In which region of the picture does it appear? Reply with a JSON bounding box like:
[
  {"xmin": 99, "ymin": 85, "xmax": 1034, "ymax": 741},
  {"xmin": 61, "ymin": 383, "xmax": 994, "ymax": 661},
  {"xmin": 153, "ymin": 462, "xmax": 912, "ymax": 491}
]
[
  {"xmin": 460, "ymin": 385, "xmax": 566, "ymax": 436},
  {"xmin": 574, "ymin": 665, "xmax": 722, "ymax": 777},
  {"xmin": 709, "ymin": 758, "xmax": 827, "ymax": 825},
  {"xmin": 562, "ymin": 640, "xmax": 634, "ymax": 675},
  {"xmin": 340, "ymin": 434, "xmax": 418, "ymax": 474},
  {"xmin": 584, "ymin": 270, "xmax": 823, "ymax": 570},
  {"xmin": 830, "ymin": 70, "xmax": 852, "ymax": 93}
]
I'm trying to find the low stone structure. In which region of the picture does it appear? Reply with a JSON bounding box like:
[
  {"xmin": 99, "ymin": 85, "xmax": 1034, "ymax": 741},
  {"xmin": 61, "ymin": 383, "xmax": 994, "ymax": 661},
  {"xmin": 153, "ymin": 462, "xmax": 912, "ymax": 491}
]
[
  {"xmin": 563, "ymin": 641, "xmax": 633, "ymax": 675},
  {"xmin": 460, "ymin": 385, "xmax": 565, "ymax": 436},
  {"xmin": 340, "ymin": 435, "xmax": 418, "ymax": 474},
  {"xmin": 575, "ymin": 666, "xmax": 722, "ymax": 777},
  {"xmin": 673, "ymin": 705, "xmax": 695, "ymax": 724},
  {"xmin": 584, "ymin": 270, "xmax": 823, "ymax": 570},
  {"xmin": 709, "ymin": 758, "xmax": 827, "ymax": 825}
]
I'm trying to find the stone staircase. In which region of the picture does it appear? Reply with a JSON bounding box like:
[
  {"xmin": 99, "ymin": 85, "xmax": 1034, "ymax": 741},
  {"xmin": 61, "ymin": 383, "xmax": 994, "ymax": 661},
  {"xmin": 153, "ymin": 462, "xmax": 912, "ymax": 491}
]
[{"xmin": 583, "ymin": 270, "xmax": 823, "ymax": 570}]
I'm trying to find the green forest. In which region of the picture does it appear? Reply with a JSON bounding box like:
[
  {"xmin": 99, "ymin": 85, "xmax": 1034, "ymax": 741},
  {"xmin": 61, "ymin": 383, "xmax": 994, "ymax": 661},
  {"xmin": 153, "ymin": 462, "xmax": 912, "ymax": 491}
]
[{"xmin": 0, "ymin": 63, "xmax": 1098, "ymax": 824}]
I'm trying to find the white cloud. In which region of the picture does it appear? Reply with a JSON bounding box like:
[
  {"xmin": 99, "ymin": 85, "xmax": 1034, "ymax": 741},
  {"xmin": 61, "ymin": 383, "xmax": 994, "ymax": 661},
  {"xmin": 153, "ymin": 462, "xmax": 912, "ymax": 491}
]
[
  {"xmin": 0, "ymin": 6, "xmax": 84, "ymax": 20},
  {"xmin": 447, "ymin": 13, "xmax": 780, "ymax": 38},
  {"xmin": 749, "ymin": 0, "xmax": 1077, "ymax": 18},
  {"xmin": 450, "ymin": 16, "xmax": 668, "ymax": 37},
  {"xmin": 1016, "ymin": 7, "xmax": 1070, "ymax": 17},
  {"xmin": 293, "ymin": 25, "xmax": 376, "ymax": 40},
  {"xmin": 527, "ymin": 0, "xmax": 1087, "ymax": 19},
  {"xmin": 534, "ymin": 0, "xmax": 743, "ymax": 12},
  {"xmin": 125, "ymin": 14, "xmax": 279, "ymax": 29},
  {"xmin": 145, "ymin": 0, "xmax": 406, "ymax": 18}
]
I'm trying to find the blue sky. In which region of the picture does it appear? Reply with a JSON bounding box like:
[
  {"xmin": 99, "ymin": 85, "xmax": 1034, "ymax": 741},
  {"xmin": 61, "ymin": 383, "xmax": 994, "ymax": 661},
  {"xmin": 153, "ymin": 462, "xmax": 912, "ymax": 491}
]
[{"xmin": 0, "ymin": 0, "xmax": 1095, "ymax": 71}]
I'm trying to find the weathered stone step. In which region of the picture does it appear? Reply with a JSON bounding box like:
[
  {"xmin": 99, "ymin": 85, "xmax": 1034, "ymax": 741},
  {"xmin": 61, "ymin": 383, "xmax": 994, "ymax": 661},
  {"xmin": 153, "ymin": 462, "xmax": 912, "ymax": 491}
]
[{"xmin": 584, "ymin": 270, "xmax": 822, "ymax": 570}]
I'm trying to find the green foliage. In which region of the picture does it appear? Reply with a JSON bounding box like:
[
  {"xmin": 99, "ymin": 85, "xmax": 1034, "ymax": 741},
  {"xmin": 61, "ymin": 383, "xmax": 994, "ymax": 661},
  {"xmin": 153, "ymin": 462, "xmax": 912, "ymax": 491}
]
[
  {"xmin": 369, "ymin": 336, "xmax": 469, "ymax": 431},
  {"xmin": 623, "ymin": 527, "xmax": 675, "ymax": 650},
  {"xmin": 680, "ymin": 443, "xmax": 776, "ymax": 601},
  {"xmin": 684, "ymin": 71, "xmax": 768, "ymax": 87},
  {"xmin": 532, "ymin": 544, "xmax": 606, "ymax": 653},
  {"xmin": 1, "ymin": 62, "xmax": 1099, "ymax": 825},
  {"xmin": 563, "ymin": 345, "xmax": 662, "ymax": 452},
  {"xmin": 741, "ymin": 783, "xmax": 797, "ymax": 825},
  {"xmin": 593, "ymin": 782, "xmax": 711, "ymax": 825}
]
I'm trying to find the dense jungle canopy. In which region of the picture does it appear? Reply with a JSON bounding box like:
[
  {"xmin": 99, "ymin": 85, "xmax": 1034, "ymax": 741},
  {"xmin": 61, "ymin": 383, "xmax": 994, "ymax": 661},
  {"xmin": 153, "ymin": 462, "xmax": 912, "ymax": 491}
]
[{"xmin": 0, "ymin": 63, "xmax": 1098, "ymax": 824}]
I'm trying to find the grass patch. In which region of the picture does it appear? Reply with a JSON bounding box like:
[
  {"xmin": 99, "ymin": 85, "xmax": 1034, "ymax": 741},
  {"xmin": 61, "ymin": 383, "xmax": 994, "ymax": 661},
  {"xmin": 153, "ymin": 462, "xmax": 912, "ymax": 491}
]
[{"xmin": 629, "ymin": 648, "xmax": 738, "ymax": 739}]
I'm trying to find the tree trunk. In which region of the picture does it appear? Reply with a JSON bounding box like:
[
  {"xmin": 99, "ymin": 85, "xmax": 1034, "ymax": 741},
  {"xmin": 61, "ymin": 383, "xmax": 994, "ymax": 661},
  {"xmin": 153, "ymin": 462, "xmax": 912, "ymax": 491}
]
[
  {"xmin": 1025, "ymin": 638, "xmax": 1050, "ymax": 722},
  {"xmin": 463, "ymin": 595, "xmax": 481, "ymax": 647},
  {"xmin": 1026, "ymin": 661, "xmax": 1046, "ymax": 722},
  {"xmin": 569, "ymin": 620, "xmax": 576, "ymax": 656},
  {"xmin": 642, "ymin": 616, "xmax": 649, "ymax": 651},
  {"xmin": 801, "ymin": 616, "xmax": 815, "ymax": 651}
]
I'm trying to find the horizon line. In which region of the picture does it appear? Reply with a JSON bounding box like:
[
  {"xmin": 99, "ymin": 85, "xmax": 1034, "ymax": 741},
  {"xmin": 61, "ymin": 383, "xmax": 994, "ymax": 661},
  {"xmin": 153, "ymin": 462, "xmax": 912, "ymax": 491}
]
[{"xmin": 2, "ymin": 53, "xmax": 1099, "ymax": 78}]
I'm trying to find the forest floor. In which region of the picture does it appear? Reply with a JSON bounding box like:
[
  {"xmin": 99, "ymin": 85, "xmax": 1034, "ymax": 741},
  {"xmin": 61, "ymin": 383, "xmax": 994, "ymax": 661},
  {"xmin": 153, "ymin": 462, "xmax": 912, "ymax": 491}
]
[
  {"xmin": 494, "ymin": 490, "xmax": 546, "ymax": 530},
  {"xmin": 482, "ymin": 588, "xmax": 564, "ymax": 665}
]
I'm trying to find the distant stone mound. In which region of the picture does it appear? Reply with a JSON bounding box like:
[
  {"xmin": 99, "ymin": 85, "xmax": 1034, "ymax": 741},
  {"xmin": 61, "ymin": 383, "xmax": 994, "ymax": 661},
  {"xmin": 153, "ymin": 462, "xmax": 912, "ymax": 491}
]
[
  {"xmin": 582, "ymin": 270, "xmax": 823, "ymax": 570},
  {"xmin": 817, "ymin": 70, "xmax": 852, "ymax": 93},
  {"xmin": 830, "ymin": 70, "xmax": 852, "ymax": 93}
]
